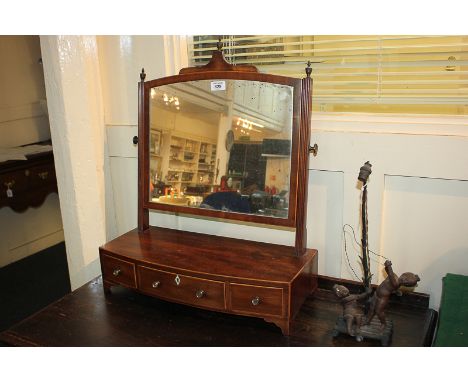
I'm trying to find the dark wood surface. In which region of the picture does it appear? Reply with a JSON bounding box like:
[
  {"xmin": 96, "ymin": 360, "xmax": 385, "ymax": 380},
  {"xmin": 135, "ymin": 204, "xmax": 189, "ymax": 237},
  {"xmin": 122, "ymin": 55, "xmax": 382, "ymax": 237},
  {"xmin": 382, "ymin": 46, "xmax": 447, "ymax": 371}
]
[
  {"xmin": 100, "ymin": 226, "xmax": 316, "ymax": 284},
  {"xmin": 0, "ymin": 276, "xmax": 436, "ymax": 347},
  {"xmin": 0, "ymin": 150, "xmax": 57, "ymax": 212}
]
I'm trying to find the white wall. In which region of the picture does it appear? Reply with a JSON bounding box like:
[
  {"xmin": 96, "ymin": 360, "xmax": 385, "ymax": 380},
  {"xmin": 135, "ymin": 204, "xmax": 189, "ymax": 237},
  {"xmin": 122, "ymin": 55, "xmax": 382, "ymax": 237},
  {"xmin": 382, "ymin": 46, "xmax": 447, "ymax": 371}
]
[
  {"xmin": 310, "ymin": 113, "xmax": 468, "ymax": 310},
  {"xmin": 381, "ymin": 175, "xmax": 468, "ymax": 310},
  {"xmin": 0, "ymin": 36, "xmax": 64, "ymax": 267},
  {"xmin": 0, "ymin": 36, "xmax": 50, "ymax": 147},
  {"xmin": 98, "ymin": 36, "xmax": 168, "ymax": 236},
  {"xmin": 0, "ymin": 194, "xmax": 64, "ymax": 267}
]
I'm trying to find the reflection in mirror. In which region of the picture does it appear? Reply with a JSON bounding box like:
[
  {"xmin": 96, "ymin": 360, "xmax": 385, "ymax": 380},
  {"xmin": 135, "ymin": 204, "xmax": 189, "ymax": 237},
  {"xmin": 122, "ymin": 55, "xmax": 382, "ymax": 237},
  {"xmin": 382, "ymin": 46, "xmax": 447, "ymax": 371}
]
[{"xmin": 149, "ymin": 79, "xmax": 293, "ymax": 219}]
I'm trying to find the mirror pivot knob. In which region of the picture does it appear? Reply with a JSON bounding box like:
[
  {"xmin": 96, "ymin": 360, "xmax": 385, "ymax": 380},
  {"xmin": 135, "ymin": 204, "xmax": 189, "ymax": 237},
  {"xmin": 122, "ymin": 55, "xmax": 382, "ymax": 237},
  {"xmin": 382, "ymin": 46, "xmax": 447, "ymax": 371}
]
[{"xmin": 309, "ymin": 143, "xmax": 318, "ymax": 157}]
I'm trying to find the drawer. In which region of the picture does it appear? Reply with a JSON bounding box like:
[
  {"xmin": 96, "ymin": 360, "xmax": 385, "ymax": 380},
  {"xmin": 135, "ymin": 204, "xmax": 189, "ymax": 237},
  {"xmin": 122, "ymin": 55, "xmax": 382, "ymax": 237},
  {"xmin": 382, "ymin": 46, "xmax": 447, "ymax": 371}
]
[
  {"xmin": 29, "ymin": 163, "xmax": 56, "ymax": 188},
  {"xmin": 101, "ymin": 254, "xmax": 137, "ymax": 288},
  {"xmin": 0, "ymin": 170, "xmax": 29, "ymax": 199},
  {"xmin": 230, "ymin": 283, "xmax": 283, "ymax": 317},
  {"xmin": 138, "ymin": 266, "xmax": 225, "ymax": 311}
]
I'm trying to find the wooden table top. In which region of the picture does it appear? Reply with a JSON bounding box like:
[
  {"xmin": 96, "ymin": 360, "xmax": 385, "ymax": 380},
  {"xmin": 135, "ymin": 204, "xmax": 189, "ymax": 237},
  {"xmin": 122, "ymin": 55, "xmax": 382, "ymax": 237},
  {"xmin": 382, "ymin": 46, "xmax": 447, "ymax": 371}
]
[{"xmin": 0, "ymin": 277, "xmax": 437, "ymax": 347}]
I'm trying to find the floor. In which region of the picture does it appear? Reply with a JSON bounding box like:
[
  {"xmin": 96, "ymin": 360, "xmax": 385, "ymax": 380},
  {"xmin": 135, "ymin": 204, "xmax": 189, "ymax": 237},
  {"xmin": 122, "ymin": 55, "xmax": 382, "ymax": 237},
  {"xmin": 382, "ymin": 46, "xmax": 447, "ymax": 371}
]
[
  {"xmin": 0, "ymin": 242, "xmax": 71, "ymax": 333},
  {"xmin": 0, "ymin": 276, "xmax": 437, "ymax": 346}
]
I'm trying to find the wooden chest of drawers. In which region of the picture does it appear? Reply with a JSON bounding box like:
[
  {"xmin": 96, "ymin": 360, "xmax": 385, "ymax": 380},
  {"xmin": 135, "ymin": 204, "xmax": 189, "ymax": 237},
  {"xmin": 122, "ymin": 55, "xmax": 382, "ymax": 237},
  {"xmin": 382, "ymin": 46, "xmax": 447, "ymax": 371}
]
[{"xmin": 99, "ymin": 226, "xmax": 318, "ymax": 335}]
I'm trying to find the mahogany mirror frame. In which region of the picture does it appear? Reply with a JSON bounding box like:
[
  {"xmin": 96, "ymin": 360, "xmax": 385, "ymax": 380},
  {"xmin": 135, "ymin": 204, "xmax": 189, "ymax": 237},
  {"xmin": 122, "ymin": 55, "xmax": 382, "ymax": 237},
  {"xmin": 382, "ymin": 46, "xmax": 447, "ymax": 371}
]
[{"xmin": 137, "ymin": 50, "xmax": 313, "ymax": 255}]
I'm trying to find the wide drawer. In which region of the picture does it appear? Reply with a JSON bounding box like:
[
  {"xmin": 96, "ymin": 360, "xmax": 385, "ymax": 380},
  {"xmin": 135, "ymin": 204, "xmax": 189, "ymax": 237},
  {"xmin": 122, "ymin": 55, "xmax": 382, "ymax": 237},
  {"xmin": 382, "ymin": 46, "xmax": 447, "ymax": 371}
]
[
  {"xmin": 101, "ymin": 254, "xmax": 137, "ymax": 288},
  {"xmin": 137, "ymin": 265, "xmax": 225, "ymax": 311},
  {"xmin": 230, "ymin": 283, "xmax": 284, "ymax": 317}
]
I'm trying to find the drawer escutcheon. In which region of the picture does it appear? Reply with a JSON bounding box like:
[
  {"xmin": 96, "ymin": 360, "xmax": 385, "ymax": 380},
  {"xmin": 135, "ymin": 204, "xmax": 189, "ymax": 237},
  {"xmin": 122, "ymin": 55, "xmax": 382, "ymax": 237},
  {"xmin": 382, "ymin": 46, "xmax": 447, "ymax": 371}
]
[{"xmin": 251, "ymin": 296, "xmax": 261, "ymax": 306}]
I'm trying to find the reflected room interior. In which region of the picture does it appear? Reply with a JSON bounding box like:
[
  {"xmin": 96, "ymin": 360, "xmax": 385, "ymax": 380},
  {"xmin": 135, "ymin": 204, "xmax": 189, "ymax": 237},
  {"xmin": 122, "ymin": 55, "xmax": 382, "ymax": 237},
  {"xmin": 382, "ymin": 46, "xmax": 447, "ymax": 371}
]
[{"xmin": 149, "ymin": 79, "xmax": 294, "ymax": 218}]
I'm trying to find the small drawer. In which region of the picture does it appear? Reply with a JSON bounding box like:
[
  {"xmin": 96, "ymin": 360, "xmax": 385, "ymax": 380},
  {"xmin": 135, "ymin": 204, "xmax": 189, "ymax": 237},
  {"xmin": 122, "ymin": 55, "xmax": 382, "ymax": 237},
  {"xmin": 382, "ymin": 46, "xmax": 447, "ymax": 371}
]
[
  {"xmin": 0, "ymin": 170, "xmax": 29, "ymax": 199},
  {"xmin": 138, "ymin": 266, "xmax": 225, "ymax": 311},
  {"xmin": 230, "ymin": 283, "xmax": 283, "ymax": 317},
  {"xmin": 29, "ymin": 164, "xmax": 56, "ymax": 187},
  {"xmin": 101, "ymin": 254, "xmax": 137, "ymax": 288}
]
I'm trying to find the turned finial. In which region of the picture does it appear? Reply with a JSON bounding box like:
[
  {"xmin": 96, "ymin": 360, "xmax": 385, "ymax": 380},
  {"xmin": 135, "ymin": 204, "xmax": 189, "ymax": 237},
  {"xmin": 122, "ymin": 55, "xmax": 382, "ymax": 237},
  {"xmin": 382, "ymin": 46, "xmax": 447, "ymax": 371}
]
[
  {"xmin": 305, "ymin": 61, "xmax": 312, "ymax": 78},
  {"xmin": 140, "ymin": 68, "xmax": 146, "ymax": 81},
  {"xmin": 216, "ymin": 37, "xmax": 223, "ymax": 51}
]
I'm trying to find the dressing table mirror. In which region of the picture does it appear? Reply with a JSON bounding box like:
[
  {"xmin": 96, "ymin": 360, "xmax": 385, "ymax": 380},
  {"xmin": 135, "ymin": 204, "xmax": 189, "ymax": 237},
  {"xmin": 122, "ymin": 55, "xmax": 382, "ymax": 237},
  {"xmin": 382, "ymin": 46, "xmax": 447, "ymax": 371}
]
[
  {"xmin": 147, "ymin": 79, "xmax": 297, "ymax": 225},
  {"xmin": 99, "ymin": 43, "xmax": 318, "ymax": 335}
]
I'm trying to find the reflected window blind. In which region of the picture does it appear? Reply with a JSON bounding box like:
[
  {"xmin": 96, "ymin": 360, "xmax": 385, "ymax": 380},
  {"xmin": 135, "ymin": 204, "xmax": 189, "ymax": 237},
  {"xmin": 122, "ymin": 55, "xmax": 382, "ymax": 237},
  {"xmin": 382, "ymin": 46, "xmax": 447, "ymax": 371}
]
[{"xmin": 189, "ymin": 35, "xmax": 468, "ymax": 115}]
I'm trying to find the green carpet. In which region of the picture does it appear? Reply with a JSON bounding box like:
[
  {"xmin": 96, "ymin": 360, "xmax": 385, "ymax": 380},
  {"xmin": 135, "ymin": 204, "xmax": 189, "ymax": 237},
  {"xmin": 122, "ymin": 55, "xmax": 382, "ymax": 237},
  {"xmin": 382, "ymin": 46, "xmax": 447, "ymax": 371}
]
[{"xmin": 434, "ymin": 273, "xmax": 468, "ymax": 346}]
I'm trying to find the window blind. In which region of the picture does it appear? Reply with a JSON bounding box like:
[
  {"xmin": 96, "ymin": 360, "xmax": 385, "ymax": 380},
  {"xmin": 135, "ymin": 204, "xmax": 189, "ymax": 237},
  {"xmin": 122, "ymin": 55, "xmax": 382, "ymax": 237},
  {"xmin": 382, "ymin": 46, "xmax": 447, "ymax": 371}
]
[{"xmin": 189, "ymin": 35, "xmax": 468, "ymax": 115}]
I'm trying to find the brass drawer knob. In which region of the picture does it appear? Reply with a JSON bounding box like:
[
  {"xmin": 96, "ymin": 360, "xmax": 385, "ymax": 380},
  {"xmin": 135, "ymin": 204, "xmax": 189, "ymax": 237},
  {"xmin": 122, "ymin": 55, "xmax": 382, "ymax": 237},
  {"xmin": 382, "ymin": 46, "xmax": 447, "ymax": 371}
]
[
  {"xmin": 4, "ymin": 180, "xmax": 15, "ymax": 188},
  {"xmin": 152, "ymin": 281, "xmax": 161, "ymax": 288},
  {"xmin": 112, "ymin": 268, "xmax": 121, "ymax": 277},
  {"xmin": 38, "ymin": 171, "xmax": 49, "ymax": 180},
  {"xmin": 251, "ymin": 296, "xmax": 261, "ymax": 306},
  {"xmin": 195, "ymin": 289, "xmax": 206, "ymax": 299}
]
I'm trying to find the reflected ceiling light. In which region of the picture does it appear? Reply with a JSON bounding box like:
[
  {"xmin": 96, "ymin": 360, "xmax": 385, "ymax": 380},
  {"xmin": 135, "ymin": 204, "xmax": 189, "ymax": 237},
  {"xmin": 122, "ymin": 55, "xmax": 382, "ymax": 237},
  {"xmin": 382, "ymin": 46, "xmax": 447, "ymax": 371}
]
[
  {"xmin": 237, "ymin": 117, "xmax": 264, "ymax": 129},
  {"xmin": 235, "ymin": 117, "xmax": 262, "ymax": 135},
  {"xmin": 161, "ymin": 93, "xmax": 180, "ymax": 110}
]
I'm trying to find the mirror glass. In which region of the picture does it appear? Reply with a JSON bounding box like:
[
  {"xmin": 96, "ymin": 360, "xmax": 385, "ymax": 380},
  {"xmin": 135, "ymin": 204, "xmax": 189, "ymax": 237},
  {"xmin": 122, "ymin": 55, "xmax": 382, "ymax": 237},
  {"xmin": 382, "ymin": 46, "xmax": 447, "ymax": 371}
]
[{"xmin": 149, "ymin": 79, "xmax": 294, "ymax": 219}]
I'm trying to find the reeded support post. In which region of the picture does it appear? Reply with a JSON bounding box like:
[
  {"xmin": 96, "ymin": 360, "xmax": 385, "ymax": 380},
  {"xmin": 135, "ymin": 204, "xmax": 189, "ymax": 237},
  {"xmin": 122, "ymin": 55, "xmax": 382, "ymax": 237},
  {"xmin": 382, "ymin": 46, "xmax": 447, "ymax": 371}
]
[
  {"xmin": 138, "ymin": 68, "xmax": 149, "ymax": 231},
  {"xmin": 295, "ymin": 62, "xmax": 313, "ymax": 255},
  {"xmin": 358, "ymin": 161, "xmax": 373, "ymax": 290}
]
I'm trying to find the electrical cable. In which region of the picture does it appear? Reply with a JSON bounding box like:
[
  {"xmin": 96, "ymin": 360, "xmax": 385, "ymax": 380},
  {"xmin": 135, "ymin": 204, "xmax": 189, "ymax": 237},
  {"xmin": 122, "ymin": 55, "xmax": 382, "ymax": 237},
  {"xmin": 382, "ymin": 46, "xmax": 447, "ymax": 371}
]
[
  {"xmin": 342, "ymin": 223, "xmax": 389, "ymax": 265},
  {"xmin": 342, "ymin": 225, "xmax": 360, "ymax": 281}
]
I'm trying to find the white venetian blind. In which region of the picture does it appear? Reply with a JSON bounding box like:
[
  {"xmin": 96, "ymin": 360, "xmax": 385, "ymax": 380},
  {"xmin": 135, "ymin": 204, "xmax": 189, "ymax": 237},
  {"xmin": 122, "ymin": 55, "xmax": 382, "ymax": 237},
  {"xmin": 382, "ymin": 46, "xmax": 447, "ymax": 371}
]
[{"xmin": 189, "ymin": 35, "xmax": 468, "ymax": 115}]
